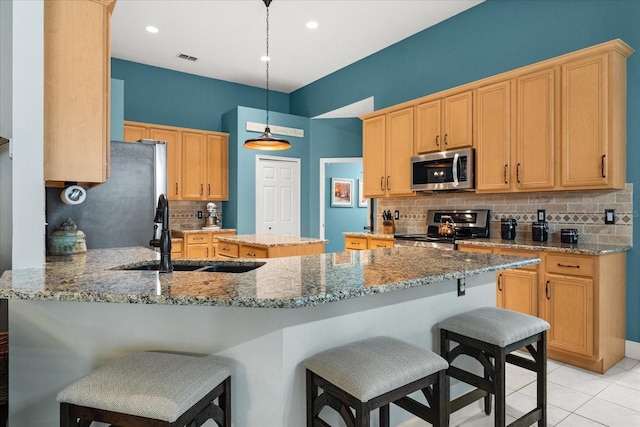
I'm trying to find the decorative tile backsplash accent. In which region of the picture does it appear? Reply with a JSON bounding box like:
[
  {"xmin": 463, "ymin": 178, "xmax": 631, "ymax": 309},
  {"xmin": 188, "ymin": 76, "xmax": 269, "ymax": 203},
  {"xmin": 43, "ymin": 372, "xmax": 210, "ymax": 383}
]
[
  {"xmin": 377, "ymin": 184, "xmax": 633, "ymax": 245},
  {"xmin": 169, "ymin": 200, "xmax": 223, "ymax": 230}
]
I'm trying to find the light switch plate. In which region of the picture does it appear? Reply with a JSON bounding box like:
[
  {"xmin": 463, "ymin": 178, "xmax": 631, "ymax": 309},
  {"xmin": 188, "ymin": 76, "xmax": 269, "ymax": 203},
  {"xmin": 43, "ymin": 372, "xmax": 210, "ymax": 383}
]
[
  {"xmin": 605, "ymin": 209, "xmax": 615, "ymax": 224},
  {"xmin": 394, "ymin": 210, "xmax": 400, "ymax": 220},
  {"xmin": 537, "ymin": 209, "xmax": 546, "ymax": 222}
]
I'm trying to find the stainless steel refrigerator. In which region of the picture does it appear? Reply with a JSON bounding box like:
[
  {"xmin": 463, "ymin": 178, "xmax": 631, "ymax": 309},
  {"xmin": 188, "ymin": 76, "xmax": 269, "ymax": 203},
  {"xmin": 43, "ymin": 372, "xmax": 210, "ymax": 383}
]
[{"xmin": 46, "ymin": 140, "xmax": 167, "ymax": 250}]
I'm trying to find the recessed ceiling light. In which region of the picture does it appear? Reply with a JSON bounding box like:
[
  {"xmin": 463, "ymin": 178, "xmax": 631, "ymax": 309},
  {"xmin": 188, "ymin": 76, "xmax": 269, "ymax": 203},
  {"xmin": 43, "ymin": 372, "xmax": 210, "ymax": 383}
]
[
  {"xmin": 306, "ymin": 21, "xmax": 319, "ymax": 30},
  {"xmin": 260, "ymin": 55, "xmax": 271, "ymax": 62},
  {"xmin": 146, "ymin": 26, "xmax": 159, "ymax": 34}
]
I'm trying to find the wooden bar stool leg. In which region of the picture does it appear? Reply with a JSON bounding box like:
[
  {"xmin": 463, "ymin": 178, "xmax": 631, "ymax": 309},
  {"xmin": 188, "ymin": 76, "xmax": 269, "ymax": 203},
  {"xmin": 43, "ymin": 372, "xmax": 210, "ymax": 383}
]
[
  {"xmin": 306, "ymin": 370, "xmax": 315, "ymax": 427},
  {"xmin": 494, "ymin": 349, "xmax": 506, "ymax": 427},
  {"xmin": 483, "ymin": 362, "xmax": 491, "ymax": 415},
  {"xmin": 538, "ymin": 334, "xmax": 548, "ymax": 427},
  {"xmin": 379, "ymin": 404, "xmax": 390, "ymax": 427}
]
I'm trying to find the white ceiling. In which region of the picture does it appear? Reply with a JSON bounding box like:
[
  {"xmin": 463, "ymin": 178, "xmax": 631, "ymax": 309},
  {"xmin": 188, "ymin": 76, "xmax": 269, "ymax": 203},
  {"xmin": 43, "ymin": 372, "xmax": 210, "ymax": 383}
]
[{"xmin": 111, "ymin": 0, "xmax": 483, "ymax": 95}]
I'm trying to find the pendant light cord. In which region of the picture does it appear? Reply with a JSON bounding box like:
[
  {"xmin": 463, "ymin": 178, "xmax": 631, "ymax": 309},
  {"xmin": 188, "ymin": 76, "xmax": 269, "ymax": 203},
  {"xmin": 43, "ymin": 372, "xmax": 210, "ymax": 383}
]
[{"xmin": 265, "ymin": 2, "xmax": 270, "ymax": 127}]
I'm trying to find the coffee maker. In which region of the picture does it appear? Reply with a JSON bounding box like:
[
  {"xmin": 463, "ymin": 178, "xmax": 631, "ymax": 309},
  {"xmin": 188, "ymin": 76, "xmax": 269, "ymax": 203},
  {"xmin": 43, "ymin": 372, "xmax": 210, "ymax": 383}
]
[{"xmin": 501, "ymin": 218, "xmax": 517, "ymax": 240}]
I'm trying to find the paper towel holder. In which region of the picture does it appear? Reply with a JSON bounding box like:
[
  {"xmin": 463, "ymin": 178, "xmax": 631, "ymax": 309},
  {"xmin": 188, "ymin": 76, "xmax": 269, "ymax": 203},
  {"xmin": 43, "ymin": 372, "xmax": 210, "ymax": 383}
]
[{"xmin": 60, "ymin": 183, "xmax": 87, "ymax": 205}]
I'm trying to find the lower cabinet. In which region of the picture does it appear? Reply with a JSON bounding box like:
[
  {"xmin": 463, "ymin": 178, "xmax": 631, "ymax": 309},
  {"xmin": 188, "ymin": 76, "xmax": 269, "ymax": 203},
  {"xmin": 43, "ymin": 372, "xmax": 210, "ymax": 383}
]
[
  {"xmin": 180, "ymin": 232, "xmax": 236, "ymax": 259},
  {"xmin": 344, "ymin": 235, "xmax": 394, "ymax": 250},
  {"xmin": 218, "ymin": 241, "xmax": 325, "ymax": 259},
  {"xmin": 457, "ymin": 244, "xmax": 627, "ymax": 373}
]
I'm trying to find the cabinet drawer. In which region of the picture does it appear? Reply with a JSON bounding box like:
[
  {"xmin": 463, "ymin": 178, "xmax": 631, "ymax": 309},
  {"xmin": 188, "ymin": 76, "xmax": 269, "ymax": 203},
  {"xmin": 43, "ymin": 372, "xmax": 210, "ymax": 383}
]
[
  {"xmin": 345, "ymin": 236, "xmax": 367, "ymax": 250},
  {"xmin": 212, "ymin": 232, "xmax": 235, "ymax": 243},
  {"xmin": 458, "ymin": 245, "xmax": 493, "ymax": 254},
  {"xmin": 494, "ymin": 248, "xmax": 539, "ymax": 271},
  {"xmin": 368, "ymin": 238, "xmax": 394, "ymax": 249},
  {"xmin": 240, "ymin": 245, "xmax": 268, "ymax": 258},
  {"xmin": 186, "ymin": 233, "xmax": 211, "ymax": 244},
  {"xmin": 546, "ymin": 254, "xmax": 594, "ymax": 277},
  {"xmin": 218, "ymin": 242, "xmax": 239, "ymax": 258}
]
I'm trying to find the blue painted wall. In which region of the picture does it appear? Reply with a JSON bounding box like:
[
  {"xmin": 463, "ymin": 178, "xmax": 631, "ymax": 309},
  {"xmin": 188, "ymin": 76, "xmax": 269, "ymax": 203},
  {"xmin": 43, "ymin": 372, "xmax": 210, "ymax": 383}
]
[
  {"xmin": 110, "ymin": 78, "xmax": 124, "ymax": 141},
  {"xmin": 111, "ymin": 58, "xmax": 290, "ymax": 131},
  {"xmin": 289, "ymin": 0, "xmax": 640, "ymax": 343},
  {"xmin": 325, "ymin": 162, "xmax": 366, "ymax": 253}
]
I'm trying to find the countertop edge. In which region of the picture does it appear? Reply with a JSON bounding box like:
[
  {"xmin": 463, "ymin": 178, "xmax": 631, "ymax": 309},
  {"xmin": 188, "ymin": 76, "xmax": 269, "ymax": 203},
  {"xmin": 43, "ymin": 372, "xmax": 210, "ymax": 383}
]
[{"xmin": 457, "ymin": 239, "xmax": 631, "ymax": 255}]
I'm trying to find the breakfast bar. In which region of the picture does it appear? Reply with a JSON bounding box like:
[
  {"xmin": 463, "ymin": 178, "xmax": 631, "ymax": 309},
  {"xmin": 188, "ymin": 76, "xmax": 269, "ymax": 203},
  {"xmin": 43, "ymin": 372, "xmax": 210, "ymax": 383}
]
[{"xmin": 0, "ymin": 246, "xmax": 538, "ymax": 426}]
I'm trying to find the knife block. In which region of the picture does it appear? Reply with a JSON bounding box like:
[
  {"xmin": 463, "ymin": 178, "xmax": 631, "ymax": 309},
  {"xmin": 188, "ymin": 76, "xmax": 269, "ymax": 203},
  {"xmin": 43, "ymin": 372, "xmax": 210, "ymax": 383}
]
[{"xmin": 382, "ymin": 220, "xmax": 395, "ymax": 235}]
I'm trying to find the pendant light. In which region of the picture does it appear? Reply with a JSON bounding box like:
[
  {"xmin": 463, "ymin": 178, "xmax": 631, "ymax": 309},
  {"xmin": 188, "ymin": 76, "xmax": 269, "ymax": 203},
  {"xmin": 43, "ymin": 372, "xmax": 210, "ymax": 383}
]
[{"xmin": 244, "ymin": 0, "xmax": 291, "ymax": 150}]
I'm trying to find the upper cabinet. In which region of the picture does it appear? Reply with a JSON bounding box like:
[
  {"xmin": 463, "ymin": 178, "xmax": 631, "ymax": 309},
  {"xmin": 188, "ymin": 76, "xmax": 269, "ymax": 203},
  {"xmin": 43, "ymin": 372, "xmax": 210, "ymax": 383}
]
[
  {"xmin": 559, "ymin": 48, "xmax": 629, "ymax": 190},
  {"xmin": 415, "ymin": 91, "xmax": 473, "ymax": 154},
  {"xmin": 362, "ymin": 108, "xmax": 414, "ymax": 198},
  {"xmin": 475, "ymin": 69, "xmax": 555, "ymax": 193},
  {"xmin": 44, "ymin": 0, "xmax": 116, "ymax": 187},
  {"xmin": 363, "ymin": 39, "xmax": 632, "ymax": 198},
  {"xmin": 124, "ymin": 121, "xmax": 229, "ymax": 201}
]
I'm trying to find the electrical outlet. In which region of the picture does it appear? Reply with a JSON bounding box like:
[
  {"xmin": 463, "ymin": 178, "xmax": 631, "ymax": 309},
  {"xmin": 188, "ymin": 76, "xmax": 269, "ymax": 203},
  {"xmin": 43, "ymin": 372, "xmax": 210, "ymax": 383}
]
[
  {"xmin": 537, "ymin": 209, "xmax": 546, "ymax": 222},
  {"xmin": 394, "ymin": 210, "xmax": 400, "ymax": 220},
  {"xmin": 197, "ymin": 211, "xmax": 203, "ymax": 219},
  {"xmin": 457, "ymin": 278, "xmax": 466, "ymax": 297},
  {"xmin": 605, "ymin": 209, "xmax": 615, "ymax": 225}
]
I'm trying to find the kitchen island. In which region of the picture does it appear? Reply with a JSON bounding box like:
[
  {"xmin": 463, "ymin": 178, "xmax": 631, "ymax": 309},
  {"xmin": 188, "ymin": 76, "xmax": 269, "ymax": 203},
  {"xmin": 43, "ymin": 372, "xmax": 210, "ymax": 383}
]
[
  {"xmin": 0, "ymin": 247, "xmax": 538, "ymax": 426},
  {"xmin": 216, "ymin": 233, "xmax": 327, "ymax": 258}
]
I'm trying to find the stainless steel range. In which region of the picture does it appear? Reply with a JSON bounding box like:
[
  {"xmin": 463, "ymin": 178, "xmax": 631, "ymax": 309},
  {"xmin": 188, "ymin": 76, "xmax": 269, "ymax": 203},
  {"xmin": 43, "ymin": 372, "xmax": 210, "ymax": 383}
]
[{"xmin": 394, "ymin": 209, "xmax": 491, "ymax": 250}]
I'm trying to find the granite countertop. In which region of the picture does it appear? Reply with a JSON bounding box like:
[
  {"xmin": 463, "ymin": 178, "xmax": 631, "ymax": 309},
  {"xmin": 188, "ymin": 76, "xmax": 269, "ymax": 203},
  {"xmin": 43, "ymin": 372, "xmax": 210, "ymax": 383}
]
[
  {"xmin": 458, "ymin": 238, "xmax": 631, "ymax": 255},
  {"xmin": 343, "ymin": 232, "xmax": 395, "ymax": 239},
  {"xmin": 216, "ymin": 234, "xmax": 327, "ymax": 248},
  {"xmin": 172, "ymin": 229, "xmax": 236, "ymax": 236},
  {"xmin": 0, "ymin": 246, "xmax": 537, "ymax": 308}
]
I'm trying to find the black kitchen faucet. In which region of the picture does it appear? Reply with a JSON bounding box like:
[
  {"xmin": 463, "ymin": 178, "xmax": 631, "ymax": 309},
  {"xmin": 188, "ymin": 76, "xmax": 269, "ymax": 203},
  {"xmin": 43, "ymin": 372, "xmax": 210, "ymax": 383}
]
[{"xmin": 150, "ymin": 194, "xmax": 173, "ymax": 273}]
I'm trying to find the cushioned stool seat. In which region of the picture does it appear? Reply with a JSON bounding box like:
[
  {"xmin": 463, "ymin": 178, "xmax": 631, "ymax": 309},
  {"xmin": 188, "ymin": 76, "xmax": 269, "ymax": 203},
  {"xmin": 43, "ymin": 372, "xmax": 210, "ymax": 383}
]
[
  {"xmin": 57, "ymin": 351, "xmax": 232, "ymax": 427},
  {"xmin": 304, "ymin": 336, "xmax": 448, "ymax": 426},
  {"xmin": 439, "ymin": 307, "xmax": 550, "ymax": 427}
]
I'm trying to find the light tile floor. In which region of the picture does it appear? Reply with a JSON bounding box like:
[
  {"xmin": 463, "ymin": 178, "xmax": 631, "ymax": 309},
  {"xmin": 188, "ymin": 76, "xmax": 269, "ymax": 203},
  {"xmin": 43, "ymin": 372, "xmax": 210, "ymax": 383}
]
[{"xmin": 401, "ymin": 356, "xmax": 640, "ymax": 426}]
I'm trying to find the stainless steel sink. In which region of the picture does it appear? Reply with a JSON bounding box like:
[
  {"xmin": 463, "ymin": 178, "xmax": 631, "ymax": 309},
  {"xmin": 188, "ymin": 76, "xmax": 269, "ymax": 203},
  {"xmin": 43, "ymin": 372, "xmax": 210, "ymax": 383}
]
[{"xmin": 113, "ymin": 261, "xmax": 265, "ymax": 273}]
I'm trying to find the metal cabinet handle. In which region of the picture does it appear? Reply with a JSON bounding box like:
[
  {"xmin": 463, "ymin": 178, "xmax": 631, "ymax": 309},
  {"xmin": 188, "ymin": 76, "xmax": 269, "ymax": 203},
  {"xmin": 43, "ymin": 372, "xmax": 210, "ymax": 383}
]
[
  {"xmin": 504, "ymin": 165, "xmax": 508, "ymax": 184},
  {"xmin": 516, "ymin": 163, "xmax": 521, "ymax": 183},
  {"xmin": 498, "ymin": 274, "xmax": 503, "ymax": 291},
  {"xmin": 208, "ymin": 184, "xmax": 211, "ymax": 195},
  {"xmin": 444, "ymin": 133, "xmax": 448, "ymax": 146},
  {"xmin": 546, "ymin": 280, "xmax": 550, "ymax": 299},
  {"xmin": 246, "ymin": 252, "xmax": 256, "ymax": 257},
  {"xmin": 601, "ymin": 155, "xmax": 606, "ymax": 178},
  {"xmin": 380, "ymin": 176, "xmax": 385, "ymax": 191},
  {"xmin": 435, "ymin": 135, "xmax": 440, "ymax": 147},
  {"xmin": 386, "ymin": 176, "xmax": 390, "ymax": 191},
  {"xmin": 175, "ymin": 183, "xmax": 178, "ymax": 195},
  {"xmin": 557, "ymin": 263, "xmax": 580, "ymax": 269},
  {"xmin": 200, "ymin": 184, "xmax": 203, "ymax": 196}
]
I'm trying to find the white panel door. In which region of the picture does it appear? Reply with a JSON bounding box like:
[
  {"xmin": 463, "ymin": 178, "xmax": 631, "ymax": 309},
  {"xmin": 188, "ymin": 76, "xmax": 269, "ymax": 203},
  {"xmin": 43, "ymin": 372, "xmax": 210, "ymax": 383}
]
[{"xmin": 256, "ymin": 156, "xmax": 300, "ymax": 236}]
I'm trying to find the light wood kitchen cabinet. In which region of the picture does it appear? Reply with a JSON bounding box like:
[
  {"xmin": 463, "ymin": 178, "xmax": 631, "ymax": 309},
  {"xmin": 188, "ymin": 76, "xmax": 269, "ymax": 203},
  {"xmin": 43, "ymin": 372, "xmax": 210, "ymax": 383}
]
[
  {"xmin": 559, "ymin": 48, "xmax": 630, "ymax": 190},
  {"xmin": 44, "ymin": 0, "xmax": 116, "ymax": 187},
  {"xmin": 182, "ymin": 231, "xmax": 235, "ymax": 259},
  {"xmin": 218, "ymin": 241, "xmax": 325, "ymax": 259},
  {"xmin": 494, "ymin": 248, "xmax": 539, "ymax": 318},
  {"xmin": 415, "ymin": 92, "xmax": 473, "ymax": 154},
  {"xmin": 475, "ymin": 69, "xmax": 554, "ymax": 193},
  {"xmin": 362, "ymin": 109, "xmax": 414, "ymax": 198},
  {"xmin": 345, "ymin": 235, "xmax": 394, "ymax": 251},
  {"xmin": 124, "ymin": 121, "xmax": 228, "ymax": 201},
  {"xmin": 171, "ymin": 239, "xmax": 183, "ymax": 259}
]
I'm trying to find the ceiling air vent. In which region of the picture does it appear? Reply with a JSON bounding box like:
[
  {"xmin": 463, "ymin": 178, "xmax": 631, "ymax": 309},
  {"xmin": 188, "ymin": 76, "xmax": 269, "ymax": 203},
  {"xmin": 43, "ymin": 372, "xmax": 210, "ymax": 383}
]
[{"xmin": 177, "ymin": 53, "xmax": 198, "ymax": 62}]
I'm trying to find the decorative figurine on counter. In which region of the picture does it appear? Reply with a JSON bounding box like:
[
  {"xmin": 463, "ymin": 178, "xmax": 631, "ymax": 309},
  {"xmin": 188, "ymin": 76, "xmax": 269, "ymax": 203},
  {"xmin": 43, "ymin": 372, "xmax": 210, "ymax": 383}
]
[{"xmin": 47, "ymin": 218, "xmax": 87, "ymax": 255}]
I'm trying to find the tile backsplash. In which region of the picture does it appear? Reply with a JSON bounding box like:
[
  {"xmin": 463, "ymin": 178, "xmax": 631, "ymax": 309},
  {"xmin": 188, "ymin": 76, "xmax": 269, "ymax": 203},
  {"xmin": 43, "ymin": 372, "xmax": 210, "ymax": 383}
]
[
  {"xmin": 169, "ymin": 200, "xmax": 224, "ymax": 230},
  {"xmin": 377, "ymin": 184, "xmax": 633, "ymax": 245}
]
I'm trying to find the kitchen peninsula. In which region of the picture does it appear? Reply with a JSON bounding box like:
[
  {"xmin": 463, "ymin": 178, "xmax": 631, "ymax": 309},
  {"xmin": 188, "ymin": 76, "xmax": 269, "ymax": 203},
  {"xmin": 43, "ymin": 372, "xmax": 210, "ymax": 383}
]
[{"xmin": 0, "ymin": 247, "xmax": 537, "ymax": 426}]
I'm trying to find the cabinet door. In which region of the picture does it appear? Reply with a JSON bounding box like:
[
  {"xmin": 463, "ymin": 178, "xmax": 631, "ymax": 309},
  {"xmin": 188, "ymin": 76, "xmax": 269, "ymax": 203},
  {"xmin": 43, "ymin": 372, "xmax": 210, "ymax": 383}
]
[
  {"xmin": 149, "ymin": 128, "xmax": 181, "ymax": 200},
  {"xmin": 123, "ymin": 124, "xmax": 148, "ymax": 143},
  {"xmin": 362, "ymin": 116, "xmax": 386, "ymax": 198},
  {"xmin": 544, "ymin": 273, "xmax": 594, "ymax": 357},
  {"xmin": 368, "ymin": 238, "xmax": 394, "ymax": 249},
  {"xmin": 516, "ymin": 68, "xmax": 555, "ymax": 190},
  {"xmin": 185, "ymin": 244, "xmax": 209, "ymax": 259},
  {"xmin": 415, "ymin": 100, "xmax": 441, "ymax": 154},
  {"xmin": 475, "ymin": 81, "xmax": 512, "ymax": 192},
  {"xmin": 442, "ymin": 91, "xmax": 473, "ymax": 149},
  {"xmin": 497, "ymin": 269, "xmax": 538, "ymax": 317},
  {"xmin": 44, "ymin": 0, "xmax": 114, "ymax": 185},
  {"xmin": 385, "ymin": 107, "xmax": 415, "ymax": 196},
  {"xmin": 345, "ymin": 236, "xmax": 367, "ymax": 251},
  {"xmin": 181, "ymin": 132, "xmax": 207, "ymax": 200},
  {"xmin": 560, "ymin": 54, "xmax": 609, "ymax": 188},
  {"xmin": 206, "ymin": 134, "xmax": 228, "ymax": 200}
]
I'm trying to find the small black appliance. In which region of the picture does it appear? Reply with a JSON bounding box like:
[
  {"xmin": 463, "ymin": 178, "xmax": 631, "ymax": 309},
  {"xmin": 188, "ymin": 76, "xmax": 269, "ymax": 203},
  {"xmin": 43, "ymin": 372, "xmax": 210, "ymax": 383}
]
[
  {"xmin": 532, "ymin": 222, "xmax": 548, "ymax": 242},
  {"xmin": 500, "ymin": 218, "xmax": 517, "ymax": 240},
  {"xmin": 561, "ymin": 229, "xmax": 579, "ymax": 244}
]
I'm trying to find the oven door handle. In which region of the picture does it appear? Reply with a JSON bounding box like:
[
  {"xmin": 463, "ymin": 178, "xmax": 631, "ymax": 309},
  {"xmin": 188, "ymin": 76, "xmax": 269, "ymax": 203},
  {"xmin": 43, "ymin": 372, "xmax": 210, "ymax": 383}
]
[{"xmin": 452, "ymin": 153, "xmax": 460, "ymax": 187}]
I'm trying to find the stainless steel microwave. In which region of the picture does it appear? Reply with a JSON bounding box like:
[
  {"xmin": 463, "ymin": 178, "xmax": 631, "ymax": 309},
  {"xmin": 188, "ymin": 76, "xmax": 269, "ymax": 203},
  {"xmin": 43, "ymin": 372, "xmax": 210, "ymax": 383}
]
[{"xmin": 411, "ymin": 148, "xmax": 475, "ymax": 191}]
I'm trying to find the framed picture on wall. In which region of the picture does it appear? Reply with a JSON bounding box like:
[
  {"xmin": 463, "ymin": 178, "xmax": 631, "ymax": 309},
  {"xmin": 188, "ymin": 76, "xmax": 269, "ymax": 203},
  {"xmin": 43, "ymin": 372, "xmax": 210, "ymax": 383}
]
[
  {"xmin": 331, "ymin": 178, "xmax": 353, "ymax": 207},
  {"xmin": 358, "ymin": 179, "xmax": 367, "ymax": 207}
]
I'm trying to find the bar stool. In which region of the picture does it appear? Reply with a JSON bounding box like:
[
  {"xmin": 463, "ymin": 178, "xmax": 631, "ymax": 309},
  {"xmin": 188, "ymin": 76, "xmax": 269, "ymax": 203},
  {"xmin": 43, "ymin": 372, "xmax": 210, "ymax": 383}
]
[
  {"xmin": 304, "ymin": 336, "xmax": 449, "ymax": 426},
  {"xmin": 439, "ymin": 307, "xmax": 550, "ymax": 427},
  {"xmin": 57, "ymin": 351, "xmax": 232, "ymax": 427}
]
